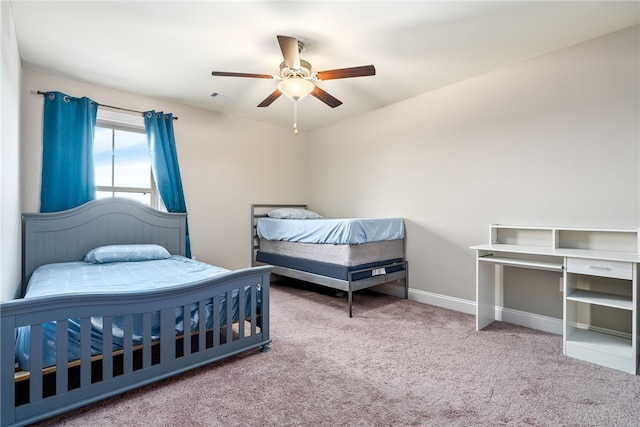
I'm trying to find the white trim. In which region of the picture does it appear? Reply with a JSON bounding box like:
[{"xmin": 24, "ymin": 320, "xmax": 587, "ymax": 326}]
[
  {"xmin": 408, "ymin": 288, "xmax": 476, "ymax": 315},
  {"xmin": 407, "ymin": 288, "xmax": 562, "ymax": 335},
  {"xmin": 498, "ymin": 307, "xmax": 562, "ymax": 335},
  {"xmin": 97, "ymin": 108, "xmax": 144, "ymax": 130}
]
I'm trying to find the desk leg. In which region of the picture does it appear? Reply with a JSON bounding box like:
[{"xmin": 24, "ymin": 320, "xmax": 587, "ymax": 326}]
[{"xmin": 476, "ymin": 250, "xmax": 496, "ymax": 330}]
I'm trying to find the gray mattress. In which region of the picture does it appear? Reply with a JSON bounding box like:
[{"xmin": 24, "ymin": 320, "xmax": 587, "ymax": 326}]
[{"xmin": 259, "ymin": 238, "xmax": 404, "ymax": 267}]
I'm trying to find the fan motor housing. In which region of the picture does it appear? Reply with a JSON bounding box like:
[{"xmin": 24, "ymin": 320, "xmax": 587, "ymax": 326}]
[{"xmin": 280, "ymin": 59, "xmax": 312, "ymax": 79}]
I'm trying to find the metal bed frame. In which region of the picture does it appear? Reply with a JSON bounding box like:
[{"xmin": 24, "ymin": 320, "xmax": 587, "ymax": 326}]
[{"xmin": 251, "ymin": 203, "xmax": 408, "ymax": 317}]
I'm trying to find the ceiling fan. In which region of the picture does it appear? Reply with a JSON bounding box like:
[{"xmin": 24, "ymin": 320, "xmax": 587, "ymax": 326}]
[{"xmin": 211, "ymin": 35, "xmax": 376, "ymax": 110}]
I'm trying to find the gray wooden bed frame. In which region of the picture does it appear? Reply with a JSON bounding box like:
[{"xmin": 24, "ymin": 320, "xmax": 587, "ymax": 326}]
[
  {"xmin": 251, "ymin": 203, "xmax": 408, "ymax": 317},
  {"xmin": 1, "ymin": 198, "xmax": 272, "ymax": 427}
]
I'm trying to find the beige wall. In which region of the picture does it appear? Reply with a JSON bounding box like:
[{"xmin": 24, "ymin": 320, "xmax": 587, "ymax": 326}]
[
  {"xmin": 306, "ymin": 26, "xmax": 640, "ymax": 315},
  {"xmin": 20, "ymin": 71, "xmax": 309, "ymax": 278},
  {"xmin": 1, "ymin": 2, "xmax": 22, "ymax": 301}
]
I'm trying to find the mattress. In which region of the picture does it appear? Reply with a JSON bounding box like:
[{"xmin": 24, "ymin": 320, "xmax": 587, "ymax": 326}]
[
  {"xmin": 259, "ymin": 238, "xmax": 404, "ymax": 267},
  {"xmin": 255, "ymin": 251, "xmax": 405, "ymax": 281},
  {"xmin": 256, "ymin": 217, "xmax": 405, "ymax": 244},
  {"xmin": 15, "ymin": 256, "xmax": 259, "ymax": 370}
]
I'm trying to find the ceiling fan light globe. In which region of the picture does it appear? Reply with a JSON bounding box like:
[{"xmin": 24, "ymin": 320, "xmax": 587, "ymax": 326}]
[{"xmin": 278, "ymin": 78, "xmax": 314, "ymax": 100}]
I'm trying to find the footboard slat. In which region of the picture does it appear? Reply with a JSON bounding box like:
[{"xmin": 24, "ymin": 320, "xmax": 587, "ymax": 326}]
[
  {"xmin": 123, "ymin": 315, "xmax": 133, "ymax": 375},
  {"xmin": 80, "ymin": 318, "xmax": 91, "ymax": 388},
  {"xmin": 103, "ymin": 316, "xmax": 113, "ymax": 381},
  {"xmin": 1, "ymin": 317, "xmax": 16, "ymax": 426},
  {"xmin": 29, "ymin": 324, "xmax": 43, "ymax": 403},
  {"xmin": 183, "ymin": 304, "xmax": 191, "ymax": 356},
  {"xmin": 251, "ymin": 285, "xmax": 257, "ymax": 335},
  {"xmin": 239, "ymin": 288, "xmax": 246, "ymax": 338},
  {"xmin": 142, "ymin": 313, "xmax": 152, "ymax": 369},
  {"xmin": 226, "ymin": 290, "xmax": 233, "ymax": 343},
  {"xmin": 198, "ymin": 301, "xmax": 206, "ymax": 350},
  {"xmin": 56, "ymin": 320, "xmax": 68, "ymax": 395},
  {"xmin": 213, "ymin": 295, "xmax": 221, "ymax": 347},
  {"xmin": 160, "ymin": 308, "xmax": 175, "ymax": 364}
]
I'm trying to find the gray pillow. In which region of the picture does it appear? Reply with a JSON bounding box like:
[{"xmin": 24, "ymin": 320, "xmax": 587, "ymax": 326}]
[{"xmin": 267, "ymin": 208, "xmax": 324, "ymax": 219}]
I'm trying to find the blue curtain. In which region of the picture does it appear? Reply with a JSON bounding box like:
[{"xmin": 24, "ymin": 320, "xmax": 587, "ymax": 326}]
[
  {"xmin": 40, "ymin": 91, "xmax": 98, "ymax": 212},
  {"xmin": 144, "ymin": 111, "xmax": 191, "ymax": 257}
]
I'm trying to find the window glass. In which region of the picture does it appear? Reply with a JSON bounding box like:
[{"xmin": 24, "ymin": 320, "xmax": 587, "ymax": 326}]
[
  {"xmin": 93, "ymin": 111, "xmax": 156, "ymax": 207},
  {"xmin": 94, "ymin": 126, "xmax": 114, "ymax": 187},
  {"xmin": 113, "ymin": 129, "xmax": 151, "ymax": 188}
]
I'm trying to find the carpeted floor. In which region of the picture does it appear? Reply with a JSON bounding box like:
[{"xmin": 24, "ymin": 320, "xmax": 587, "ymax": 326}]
[{"xmin": 35, "ymin": 280, "xmax": 640, "ymax": 426}]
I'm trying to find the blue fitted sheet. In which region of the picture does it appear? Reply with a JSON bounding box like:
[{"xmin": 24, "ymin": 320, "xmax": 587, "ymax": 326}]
[
  {"xmin": 15, "ymin": 256, "xmax": 259, "ymax": 370},
  {"xmin": 23, "ymin": 256, "xmax": 229, "ymax": 297},
  {"xmin": 257, "ymin": 217, "xmax": 405, "ymax": 244}
]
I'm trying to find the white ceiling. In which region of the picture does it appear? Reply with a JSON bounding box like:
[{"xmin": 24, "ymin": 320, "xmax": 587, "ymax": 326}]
[{"xmin": 10, "ymin": 1, "xmax": 640, "ymax": 131}]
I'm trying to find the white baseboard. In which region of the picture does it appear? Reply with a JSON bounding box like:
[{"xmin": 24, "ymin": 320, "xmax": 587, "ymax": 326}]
[
  {"xmin": 408, "ymin": 288, "xmax": 562, "ymax": 335},
  {"xmin": 498, "ymin": 307, "xmax": 562, "ymax": 335},
  {"xmin": 408, "ymin": 288, "xmax": 476, "ymax": 315}
]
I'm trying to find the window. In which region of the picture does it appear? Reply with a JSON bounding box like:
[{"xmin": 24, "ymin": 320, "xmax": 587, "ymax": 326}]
[{"xmin": 93, "ymin": 109, "xmax": 158, "ymax": 207}]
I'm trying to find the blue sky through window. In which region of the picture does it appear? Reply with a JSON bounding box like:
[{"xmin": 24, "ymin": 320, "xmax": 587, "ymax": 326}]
[{"xmin": 94, "ymin": 126, "xmax": 151, "ymax": 189}]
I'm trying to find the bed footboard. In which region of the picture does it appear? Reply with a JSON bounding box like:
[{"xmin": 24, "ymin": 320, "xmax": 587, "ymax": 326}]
[{"xmin": 1, "ymin": 266, "xmax": 271, "ymax": 427}]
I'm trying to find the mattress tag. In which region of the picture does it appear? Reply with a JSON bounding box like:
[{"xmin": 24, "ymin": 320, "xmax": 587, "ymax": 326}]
[{"xmin": 372, "ymin": 268, "xmax": 386, "ymax": 276}]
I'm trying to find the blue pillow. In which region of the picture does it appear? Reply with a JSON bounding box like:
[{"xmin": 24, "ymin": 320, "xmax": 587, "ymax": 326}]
[
  {"xmin": 85, "ymin": 244, "xmax": 171, "ymax": 264},
  {"xmin": 267, "ymin": 208, "xmax": 323, "ymax": 219}
]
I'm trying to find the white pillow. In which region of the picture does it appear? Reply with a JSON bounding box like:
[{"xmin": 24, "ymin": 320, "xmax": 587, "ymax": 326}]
[{"xmin": 267, "ymin": 208, "xmax": 323, "ymax": 219}]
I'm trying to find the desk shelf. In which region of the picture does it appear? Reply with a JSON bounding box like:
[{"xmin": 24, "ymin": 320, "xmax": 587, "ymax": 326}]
[
  {"xmin": 565, "ymin": 328, "xmax": 636, "ymax": 374},
  {"xmin": 566, "ymin": 328, "xmax": 633, "ymax": 358},
  {"xmin": 566, "ymin": 289, "xmax": 633, "ymax": 311},
  {"xmin": 478, "ymin": 255, "xmax": 563, "ymax": 271},
  {"xmin": 489, "ymin": 224, "xmax": 640, "ymax": 253}
]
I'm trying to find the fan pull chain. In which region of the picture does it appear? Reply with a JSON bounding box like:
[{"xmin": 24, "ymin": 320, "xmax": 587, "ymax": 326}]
[{"xmin": 293, "ymin": 100, "xmax": 298, "ymax": 135}]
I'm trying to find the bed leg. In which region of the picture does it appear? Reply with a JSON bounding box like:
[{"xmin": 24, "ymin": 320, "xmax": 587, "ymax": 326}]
[
  {"xmin": 260, "ymin": 343, "xmax": 271, "ymax": 353},
  {"xmin": 348, "ymin": 291, "xmax": 353, "ymax": 318},
  {"xmin": 404, "ymin": 261, "xmax": 409, "ymax": 299}
]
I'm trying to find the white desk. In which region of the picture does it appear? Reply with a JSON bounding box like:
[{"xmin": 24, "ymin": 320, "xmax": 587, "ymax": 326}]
[{"xmin": 472, "ymin": 225, "xmax": 640, "ymax": 374}]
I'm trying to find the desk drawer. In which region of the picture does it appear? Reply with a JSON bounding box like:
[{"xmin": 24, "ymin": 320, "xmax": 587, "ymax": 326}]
[{"xmin": 566, "ymin": 258, "xmax": 633, "ymax": 280}]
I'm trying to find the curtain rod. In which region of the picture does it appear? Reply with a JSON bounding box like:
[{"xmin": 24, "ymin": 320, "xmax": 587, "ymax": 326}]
[{"xmin": 35, "ymin": 91, "xmax": 178, "ymax": 120}]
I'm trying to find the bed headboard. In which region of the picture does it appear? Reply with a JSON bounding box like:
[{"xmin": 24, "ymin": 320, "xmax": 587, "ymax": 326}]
[{"xmin": 22, "ymin": 198, "xmax": 187, "ymax": 294}]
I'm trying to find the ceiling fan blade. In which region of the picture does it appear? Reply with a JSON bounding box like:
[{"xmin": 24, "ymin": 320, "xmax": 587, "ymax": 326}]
[
  {"xmin": 257, "ymin": 89, "xmax": 283, "ymax": 107},
  {"xmin": 310, "ymin": 86, "xmax": 343, "ymax": 108},
  {"xmin": 212, "ymin": 71, "xmax": 274, "ymax": 79},
  {"xmin": 277, "ymin": 35, "xmax": 301, "ymax": 70},
  {"xmin": 316, "ymin": 65, "xmax": 376, "ymax": 81}
]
